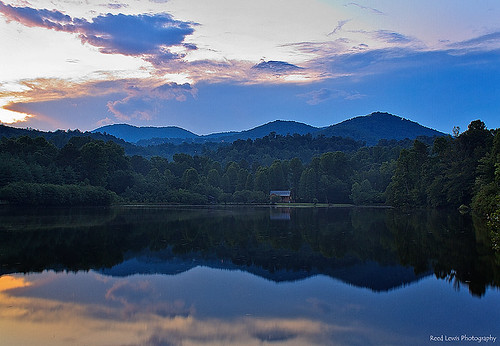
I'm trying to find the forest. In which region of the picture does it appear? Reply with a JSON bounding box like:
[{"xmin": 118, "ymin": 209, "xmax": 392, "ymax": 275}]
[{"xmin": 0, "ymin": 120, "xmax": 498, "ymax": 249}]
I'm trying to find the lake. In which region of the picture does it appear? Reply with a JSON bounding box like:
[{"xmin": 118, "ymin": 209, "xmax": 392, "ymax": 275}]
[{"xmin": 0, "ymin": 206, "xmax": 499, "ymax": 345}]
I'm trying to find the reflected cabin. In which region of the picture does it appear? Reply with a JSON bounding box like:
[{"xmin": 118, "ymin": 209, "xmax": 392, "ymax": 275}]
[{"xmin": 269, "ymin": 190, "xmax": 292, "ymax": 203}]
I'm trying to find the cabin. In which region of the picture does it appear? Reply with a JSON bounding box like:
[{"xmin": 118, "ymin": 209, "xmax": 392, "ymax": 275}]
[{"xmin": 269, "ymin": 190, "xmax": 292, "ymax": 203}]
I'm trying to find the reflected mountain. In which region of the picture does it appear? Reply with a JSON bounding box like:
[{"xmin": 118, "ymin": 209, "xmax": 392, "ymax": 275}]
[
  {"xmin": 0, "ymin": 206, "xmax": 498, "ymax": 295},
  {"xmin": 100, "ymin": 247, "xmax": 431, "ymax": 291}
]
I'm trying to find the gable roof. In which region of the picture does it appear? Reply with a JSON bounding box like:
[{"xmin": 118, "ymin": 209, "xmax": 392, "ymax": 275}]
[{"xmin": 270, "ymin": 190, "xmax": 291, "ymax": 196}]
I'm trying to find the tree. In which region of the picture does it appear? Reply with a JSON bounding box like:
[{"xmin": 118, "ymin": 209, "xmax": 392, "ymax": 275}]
[
  {"xmin": 254, "ymin": 167, "xmax": 269, "ymax": 194},
  {"xmin": 268, "ymin": 160, "xmax": 286, "ymax": 190},
  {"xmin": 386, "ymin": 141, "xmax": 429, "ymax": 208},
  {"xmin": 222, "ymin": 162, "xmax": 239, "ymax": 193},
  {"xmin": 79, "ymin": 141, "xmax": 108, "ymax": 186},
  {"xmin": 350, "ymin": 180, "xmax": 380, "ymax": 205},
  {"xmin": 207, "ymin": 168, "xmax": 221, "ymax": 188},
  {"xmin": 183, "ymin": 168, "xmax": 200, "ymax": 188}
]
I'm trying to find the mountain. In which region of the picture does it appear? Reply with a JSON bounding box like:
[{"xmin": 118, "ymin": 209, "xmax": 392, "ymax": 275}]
[
  {"xmin": 319, "ymin": 112, "xmax": 445, "ymax": 145},
  {"xmin": 98, "ymin": 248, "xmax": 431, "ymax": 292},
  {"xmin": 105, "ymin": 120, "xmax": 320, "ymax": 146},
  {"xmin": 92, "ymin": 124, "xmax": 198, "ymax": 143},
  {"xmin": 203, "ymin": 120, "xmax": 319, "ymax": 142},
  {"xmin": 92, "ymin": 112, "xmax": 445, "ymax": 146},
  {"xmin": 3, "ymin": 112, "xmax": 445, "ymax": 149}
]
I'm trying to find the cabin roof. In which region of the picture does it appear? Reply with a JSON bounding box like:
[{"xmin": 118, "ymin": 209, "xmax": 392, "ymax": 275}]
[{"xmin": 270, "ymin": 190, "xmax": 291, "ymax": 197}]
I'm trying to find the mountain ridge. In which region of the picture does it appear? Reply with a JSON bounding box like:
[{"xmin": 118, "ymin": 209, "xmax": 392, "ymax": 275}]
[
  {"xmin": 92, "ymin": 112, "xmax": 446, "ymax": 145},
  {"xmin": 318, "ymin": 112, "xmax": 445, "ymax": 144},
  {"xmin": 94, "ymin": 123, "xmax": 198, "ymax": 143}
]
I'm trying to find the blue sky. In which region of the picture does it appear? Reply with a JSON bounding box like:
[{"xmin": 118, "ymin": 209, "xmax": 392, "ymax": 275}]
[{"xmin": 0, "ymin": 0, "xmax": 499, "ymax": 134}]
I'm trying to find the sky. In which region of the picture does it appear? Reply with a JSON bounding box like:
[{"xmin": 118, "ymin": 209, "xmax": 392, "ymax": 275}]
[{"xmin": 0, "ymin": 0, "xmax": 499, "ymax": 135}]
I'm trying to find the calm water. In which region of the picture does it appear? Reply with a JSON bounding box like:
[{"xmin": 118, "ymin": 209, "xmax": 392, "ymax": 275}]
[{"xmin": 0, "ymin": 206, "xmax": 499, "ymax": 345}]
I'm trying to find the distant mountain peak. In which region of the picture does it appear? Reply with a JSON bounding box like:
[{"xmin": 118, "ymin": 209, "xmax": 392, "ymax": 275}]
[{"xmin": 321, "ymin": 112, "xmax": 445, "ymax": 145}]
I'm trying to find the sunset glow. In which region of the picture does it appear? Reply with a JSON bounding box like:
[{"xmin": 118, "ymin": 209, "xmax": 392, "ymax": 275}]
[{"xmin": 1, "ymin": 0, "xmax": 499, "ymax": 133}]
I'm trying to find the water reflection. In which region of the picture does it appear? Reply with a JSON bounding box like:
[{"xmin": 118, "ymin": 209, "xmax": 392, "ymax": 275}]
[
  {"xmin": 0, "ymin": 206, "xmax": 498, "ymax": 295},
  {"xmin": 0, "ymin": 272, "xmax": 383, "ymax": 345},
  {"xmin": 0, "ymin": 206, "xmax": 499, "ymax": 345},
  {"xmin": 1, "ymin": 268, "xmax": 499, "ymax": 346}
]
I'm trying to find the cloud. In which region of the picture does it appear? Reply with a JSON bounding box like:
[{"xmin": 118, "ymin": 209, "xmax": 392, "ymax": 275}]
[
  {"xmin": 299, "ymin": 88, "xmax": 364, "ymax": 105},
  {"xmin": 280, "ymin": 41, "xmax": 345, "ymax": 56},
  {"xmin": 373, "ymin": 30, "xmax": 412, "ymax": 44},
  {"xmin": 345, "ymin": 2, "xmax": 384, "ymax": 15},
  {"xmin": 0, "ymin": 1, "xmax": 196, "ymax": 60},
  {"xmin": 95, "ymin": 117, "xmax": 113, "ymax": 127},
  {"xmin": 106, "ymin": 82, "xmax": 196, "ymax": 121},
  {"xmin": 343, "ymin": 29, "xmax": 415, "ymax": 47},
  {"xmin": 328, "ymin": 19, "xmax": 351, "ymax": 36},
  {"xmin": 77, "ymin": 13, "xmax": 195, "ymax": 56},
  {"xmin": 152, "ymin": 82, "xmax": 195, "ymax": 101},
  {"xmin": 252, "ymin": 60, "xmax": 303, "ymax": 74},
  {"xmin": 0, "ymin": 1, "xmax": 72, "ymax": 28},
  {"xmin": 450, "ymin": 31, "xmax": 500, "ymax": 50},
  {"xmin": 104, "ymin": 3, "xmax": 129, "ymax": 10},
  {"xmin": 310, "ymin": 47, "xmax": 424, "ymax": 77},
  {"xmin": 1, "ymin": 78, "xmax": 196, "ymax": 129}
]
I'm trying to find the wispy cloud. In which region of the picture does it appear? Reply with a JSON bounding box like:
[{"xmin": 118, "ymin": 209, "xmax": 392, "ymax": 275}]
[
  {"xmin": 107, "ymin": 82, "xmax": 196, "ymax": 121},
  {"xmin": 298, "ymin": 88, "xmax": 364, "ymax": 105},
  {"xmin": 345, "ymin": 2, "xmax": 384, "ymax": 15},
  {"xmin": 104, "ymin": 3, "xmax": 129, "ymax": 10},
  {"xmin": 449, "ymin": 31, "xmax": 500, "ymax": 50},
  {"xmin": 328, "ymin": 19, "xmax": 351, "ymax": 36},
  {"xmin": 373, "ymin": 30, "xmax": 412, "ymax": 44}
]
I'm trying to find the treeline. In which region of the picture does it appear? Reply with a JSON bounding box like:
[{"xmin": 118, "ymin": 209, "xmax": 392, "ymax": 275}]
[
  {"xmin": 123, "ymin": 132, "xmax": 372, "ymax": 163},
  {"xmin": 386, "ymin": 120, "xmax": 499, "ymax": 248},
  {"xmin": 0, "ymin": 133, "xmax": 410, "ymax": 206},
  {"xmin": 0, "ymin": 120, "xmax": 497, "ymax": 211},
  {"xmin": 0, "ymin": 124, "xmax": 371, "ymax": 163}
]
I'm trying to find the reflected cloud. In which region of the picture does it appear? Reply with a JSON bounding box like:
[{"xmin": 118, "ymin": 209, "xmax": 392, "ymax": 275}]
[
  {"xmin": 0, "ymin": 275, "xmax": 32, "ymax": 292},
  {"xmin": 0, "ymin": 275, "xmax": 354, "ymax": 345},
  {"xmin": 0, "ymin": 270, "xmax": 416, "ymax": 346},
  {"xmin": 105, "ymin": 280, "xmax": 194, "ymax": 318}
]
